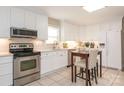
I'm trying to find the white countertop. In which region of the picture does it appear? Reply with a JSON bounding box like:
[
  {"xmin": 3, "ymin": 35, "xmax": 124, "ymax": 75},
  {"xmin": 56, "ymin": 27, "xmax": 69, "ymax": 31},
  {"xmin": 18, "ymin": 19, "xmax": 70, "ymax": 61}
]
[
  {"xmin": 40, "ymin": 49, "xmax": 69, "ymax": 52},
  {"xmin": 40, "ymin": 48, "xmax": 102, "ymax": 53},
  {"xmin": 0, "ymin": 52, "xmax": 13, "ymax": 57}
]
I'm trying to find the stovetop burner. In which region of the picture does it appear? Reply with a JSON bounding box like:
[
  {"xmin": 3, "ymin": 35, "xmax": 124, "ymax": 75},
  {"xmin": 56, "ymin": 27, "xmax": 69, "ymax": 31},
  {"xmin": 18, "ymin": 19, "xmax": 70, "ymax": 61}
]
[{"xmin": 9, "ymin": 43, "xmax": 40, "ymax": 58}]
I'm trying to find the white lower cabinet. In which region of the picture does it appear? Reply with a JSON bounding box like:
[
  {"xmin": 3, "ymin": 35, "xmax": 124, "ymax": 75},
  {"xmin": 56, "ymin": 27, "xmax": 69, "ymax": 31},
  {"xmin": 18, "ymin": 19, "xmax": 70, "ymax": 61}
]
[
  {"xmin": 41, "ymin": 50, "xmax": 68, "ymax": 74},
  {"xmin": 0, "ymin": 74, "xmax": 12, "ymax": 86},
  {"xmin": 0, "ymin": 56, "xmax": 13, "ymax": 86},
  {"xmin": 0, "ymin": 63, "xmax": 12, "ymax": 76},
  {"xmin": 57, "ymin": 51, "xmax": 68, "ymax": 67},
  {"xmin": 41, "ymin": 52, "xmax": 56, "ymax": 74}
]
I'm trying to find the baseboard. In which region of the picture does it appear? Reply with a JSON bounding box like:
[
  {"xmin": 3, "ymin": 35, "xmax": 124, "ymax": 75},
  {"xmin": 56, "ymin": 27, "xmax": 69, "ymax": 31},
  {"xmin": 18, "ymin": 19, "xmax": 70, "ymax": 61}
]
[
  {"xmin": 102, "ymin": 66, "xmax": 121, "ymax": 71},
  {"xmin": 121, "ymin": 67, "xmax": 124, "ymax": 71}
]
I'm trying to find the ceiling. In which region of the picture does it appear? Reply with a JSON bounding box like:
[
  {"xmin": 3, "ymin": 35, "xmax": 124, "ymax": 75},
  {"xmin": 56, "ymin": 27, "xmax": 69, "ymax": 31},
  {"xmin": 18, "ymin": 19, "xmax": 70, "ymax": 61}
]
[{"xmin": 35, "ymin": 6, "xmax": 124, "ymax": 26}]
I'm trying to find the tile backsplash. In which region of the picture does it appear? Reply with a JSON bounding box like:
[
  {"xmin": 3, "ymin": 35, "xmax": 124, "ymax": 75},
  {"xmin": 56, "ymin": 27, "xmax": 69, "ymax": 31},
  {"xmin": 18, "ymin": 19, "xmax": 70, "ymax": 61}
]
[
  {"xmin": 9, "ymin": 38, "xmax": 53, "ymax": 51},
  {"xmin": 0, "ymin": 38, "xmax": 101, "ymax": 53},
  {"xmin": 10, "ymin": 38, "xmax": 44, "ymax": 51},
  {"xmin": 0, "ymin": 39, "xmax": 10, "ymax": 53}
]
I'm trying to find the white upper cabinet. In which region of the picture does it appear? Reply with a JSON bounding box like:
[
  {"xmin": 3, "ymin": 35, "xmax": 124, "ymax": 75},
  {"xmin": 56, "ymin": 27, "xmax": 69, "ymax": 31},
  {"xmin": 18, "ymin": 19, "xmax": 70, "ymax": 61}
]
[
  {"xmin": 36, "ymin": 14, "xmax": 48, "ymax": 40},
  {"xmin": 25, "ymin": 11, "xmax": 36, "ymax": 29},
  {"xmin": 85, "ymin": 25, "xmax": 100, "ymax": 41},
  {"xmin": 11, "ymin": 7, "xmax": 36, "ymax": 29},
  {"xmin": 0, "ymin": 7, "xmax": 10, "ymax": 38},
  {"xmin": 61, "ymin": 21, "xmax": 79, "ymax": 41},
  {"xmin": 10, "ymin": 7, "xmax": 48, "ymax": 40},
  {"xmin": 10, "ymin": 7, "xmax": 25, "ymax": 28},
  {"xmin": 0, "ymin": 7, "xmax": 48, "ymax": 39},
  {"xmin": 79, "ymin": 26, "xmax": 87, "ymax": 40}
]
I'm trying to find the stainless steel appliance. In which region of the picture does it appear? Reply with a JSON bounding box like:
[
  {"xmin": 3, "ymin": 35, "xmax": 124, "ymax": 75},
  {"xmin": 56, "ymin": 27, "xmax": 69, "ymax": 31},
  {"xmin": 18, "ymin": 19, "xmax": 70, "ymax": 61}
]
[
  {"xmin": 10, "ymin": 27, "xmax": 37, "ymax": 38},
  {"xmin": 9, "ymin": 43, "xmax": 40, "ymax": 86}
]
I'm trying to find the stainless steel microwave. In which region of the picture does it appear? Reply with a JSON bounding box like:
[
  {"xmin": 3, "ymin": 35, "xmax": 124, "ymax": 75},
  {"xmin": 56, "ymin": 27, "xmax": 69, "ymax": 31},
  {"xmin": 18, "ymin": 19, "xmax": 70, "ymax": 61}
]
[{"xmin": 10, "ymin": 27, "xmax": 37, "ymax": 39}]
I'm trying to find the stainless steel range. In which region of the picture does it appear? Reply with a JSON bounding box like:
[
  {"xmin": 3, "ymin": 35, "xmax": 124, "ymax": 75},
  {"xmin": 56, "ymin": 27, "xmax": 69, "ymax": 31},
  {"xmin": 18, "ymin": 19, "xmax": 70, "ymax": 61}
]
[{"xmin": 9, "ymin": 43, "xmax": 40, "ymax": 86}]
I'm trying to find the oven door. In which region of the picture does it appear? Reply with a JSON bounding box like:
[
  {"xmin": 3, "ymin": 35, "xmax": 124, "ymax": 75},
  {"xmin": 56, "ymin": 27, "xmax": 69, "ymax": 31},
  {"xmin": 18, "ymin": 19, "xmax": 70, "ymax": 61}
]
[{"xmin": 14, "ymin": 55, "xmax": 40, "ymax": 79}]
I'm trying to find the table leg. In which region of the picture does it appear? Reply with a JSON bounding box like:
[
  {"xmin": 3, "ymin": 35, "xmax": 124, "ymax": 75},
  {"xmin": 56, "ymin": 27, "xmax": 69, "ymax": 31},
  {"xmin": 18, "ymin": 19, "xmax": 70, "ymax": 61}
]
[
  {"xmin": 100, "ymin": 52, "xmax": 102, "ymax": 77},
  {"xmin": 71, "ymin": 54, "xmax": 74, "ymax": 82},
  {"xmin": 85, "ymin": 57, "xmax": 88, "ymax": 86}
]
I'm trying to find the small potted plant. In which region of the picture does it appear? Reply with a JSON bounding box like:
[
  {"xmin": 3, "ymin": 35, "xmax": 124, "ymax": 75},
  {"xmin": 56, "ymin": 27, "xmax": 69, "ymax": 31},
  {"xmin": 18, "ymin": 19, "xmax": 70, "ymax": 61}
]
[
  {"xmin": 85, "ymin": 42, "xmax": 90, "ymax": 48},
  {"xmin": 90, "ymin": 42, "xmax": 95, "ymax": 48}
]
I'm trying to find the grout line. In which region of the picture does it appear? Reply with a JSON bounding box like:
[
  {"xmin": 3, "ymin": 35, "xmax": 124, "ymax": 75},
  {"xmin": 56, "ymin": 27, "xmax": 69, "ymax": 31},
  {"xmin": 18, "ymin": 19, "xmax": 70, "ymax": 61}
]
[
  {"xmin": 26, "ymin": 67, "xmax": 122, "ymax": 86},
  {"xmin": 37, "ymin": 81, "xmax": 43, "ymax": 86},
  {"xmin": 110, "ymin": 71, "xmax": 120, "ymax": 86}
]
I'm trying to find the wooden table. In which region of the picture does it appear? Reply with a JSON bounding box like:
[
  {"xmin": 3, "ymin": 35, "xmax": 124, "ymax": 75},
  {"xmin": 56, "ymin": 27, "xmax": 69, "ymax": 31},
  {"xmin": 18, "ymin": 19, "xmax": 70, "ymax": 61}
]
[{"xmin": 71, "ymin": 50, "xmax": 102, "ymax": 86}]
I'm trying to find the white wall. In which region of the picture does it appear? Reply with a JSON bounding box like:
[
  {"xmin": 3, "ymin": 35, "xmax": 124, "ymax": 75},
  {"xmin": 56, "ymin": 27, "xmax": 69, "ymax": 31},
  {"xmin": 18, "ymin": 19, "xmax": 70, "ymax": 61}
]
[
  {"xmin": 0, "ymin": 39, "xmax": 10, "ymax": 53},
  {"xmin": 10, "ymin": 38, "xmax": 47, "ymax": 51}
]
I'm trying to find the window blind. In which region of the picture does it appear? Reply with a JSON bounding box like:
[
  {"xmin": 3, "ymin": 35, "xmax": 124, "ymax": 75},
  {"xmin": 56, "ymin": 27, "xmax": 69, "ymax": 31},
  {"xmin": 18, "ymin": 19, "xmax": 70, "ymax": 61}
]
[{"xmin": 48, "ymin": 17, "xmax": 60, "ymax": 28}]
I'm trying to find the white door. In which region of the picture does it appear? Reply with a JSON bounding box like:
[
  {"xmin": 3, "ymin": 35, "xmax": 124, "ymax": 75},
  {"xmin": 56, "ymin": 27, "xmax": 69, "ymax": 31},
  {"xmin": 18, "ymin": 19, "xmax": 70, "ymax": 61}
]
[
  {"xmin": 10, "ymin": 7, "xmax": 25, "ymax": 28},
  {"xmin": 0, "ymin": 7, "xmax": 10, "ymax": 38},
  {"xmin": 107, "ymin": 31, "xmax": 121, "ymax": 69},
  {"xmin": 36, "ymin": 14, "xmax": 48, "ymax": 40},
  {"xmin": 25, "ymin": 11, "xmax": 36, "ymax": 29}
]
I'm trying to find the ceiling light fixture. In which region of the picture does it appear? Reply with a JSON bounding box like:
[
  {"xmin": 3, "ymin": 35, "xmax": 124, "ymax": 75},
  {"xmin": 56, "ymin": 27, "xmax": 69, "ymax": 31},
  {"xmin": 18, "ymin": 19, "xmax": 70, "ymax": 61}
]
[{"xmin": 83, "ymin": 6, "xmax": 105, "ymax": 12}]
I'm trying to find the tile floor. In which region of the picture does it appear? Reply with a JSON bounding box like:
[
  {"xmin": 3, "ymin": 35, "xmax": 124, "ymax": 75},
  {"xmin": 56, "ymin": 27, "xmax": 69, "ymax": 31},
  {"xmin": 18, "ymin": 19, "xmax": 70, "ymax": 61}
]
[{"xmin": 26, "ymin": 67, "xmax": 124, "ymax": 86}]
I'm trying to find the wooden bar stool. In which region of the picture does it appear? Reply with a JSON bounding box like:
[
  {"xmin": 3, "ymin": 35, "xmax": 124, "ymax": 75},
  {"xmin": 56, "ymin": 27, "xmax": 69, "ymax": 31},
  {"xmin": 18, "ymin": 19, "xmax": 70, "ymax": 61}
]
[{"xmin": 74, "ymin": 49, "xmax": 98, "ymax": 86}]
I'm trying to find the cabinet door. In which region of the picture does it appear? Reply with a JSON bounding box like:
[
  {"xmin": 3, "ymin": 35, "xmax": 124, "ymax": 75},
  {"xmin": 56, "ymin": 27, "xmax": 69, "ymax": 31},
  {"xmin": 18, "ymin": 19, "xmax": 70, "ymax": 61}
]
[
  {"xmin": 0, "ymin": 56, "xmax": 13, "ymax": 86},
  {"xmin": 36, "ymin": 14, "xmax": 48, "ymax": 40},
  {"xmin": 41, "ymin": 52, "xmax": 55, "ymax": 74},
  {"xmin": 0, "ymin": 63, "xmax": 12, "ymax": 76},
  {"xmin": 107, "ymin": 31, "xmax": 121, "ymax": 69},
  {"xmin": 0, "ymin": 7, "xmax": 10, "ymax": 38},
  {"xmin": 61, "ymin": 22, "xmax": 79, "ymax": 41},
  {"xmin": 11, "ymin": 7, "xmax": 25, "ymax": 28},
  {"xmin": 25, "ymin": 11, "xmax": 36, "ymax": 29},
  {"xmin": 41, "ymin": 55, "xmax": 50, "ymax": 74},
  {"xmin": 55, "ymin": 51, "xmax": 68, "ymax": 69},
  {"xmin": 0, "ymin": 74, "xmax": 12, "ymax": 86},
  {"xmin": 59, "ymin": 51, "xmax": 68, "ymax": 67}
]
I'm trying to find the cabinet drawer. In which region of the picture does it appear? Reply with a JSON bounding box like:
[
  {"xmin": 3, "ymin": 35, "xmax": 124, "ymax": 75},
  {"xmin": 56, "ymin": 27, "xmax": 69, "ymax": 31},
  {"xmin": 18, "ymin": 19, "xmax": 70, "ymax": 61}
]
[
  {"xmin": 0, "ymin": 56, "xmax": 13, "ymax": 64},
  {"xmin": 0, "ymin": 74, "xmax": 13, "ymax": 86},
  {"xmin": 41, "ymin": 52, "xmax": 56, "ymax": 57},
  {"xmin": 0, "ymin": 63, "xmax": 12, "ymax": 76},
  {"xmin": 57, "ymin": 51, "xmax": 68, "ymax": 56}
]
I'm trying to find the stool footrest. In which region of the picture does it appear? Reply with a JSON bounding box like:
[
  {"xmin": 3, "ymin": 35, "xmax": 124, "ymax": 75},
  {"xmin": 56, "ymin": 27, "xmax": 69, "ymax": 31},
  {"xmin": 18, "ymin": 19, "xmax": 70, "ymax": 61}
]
[{"xmin": 76, "ymin": 73, "xmax": 89, "ymax": 81}]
